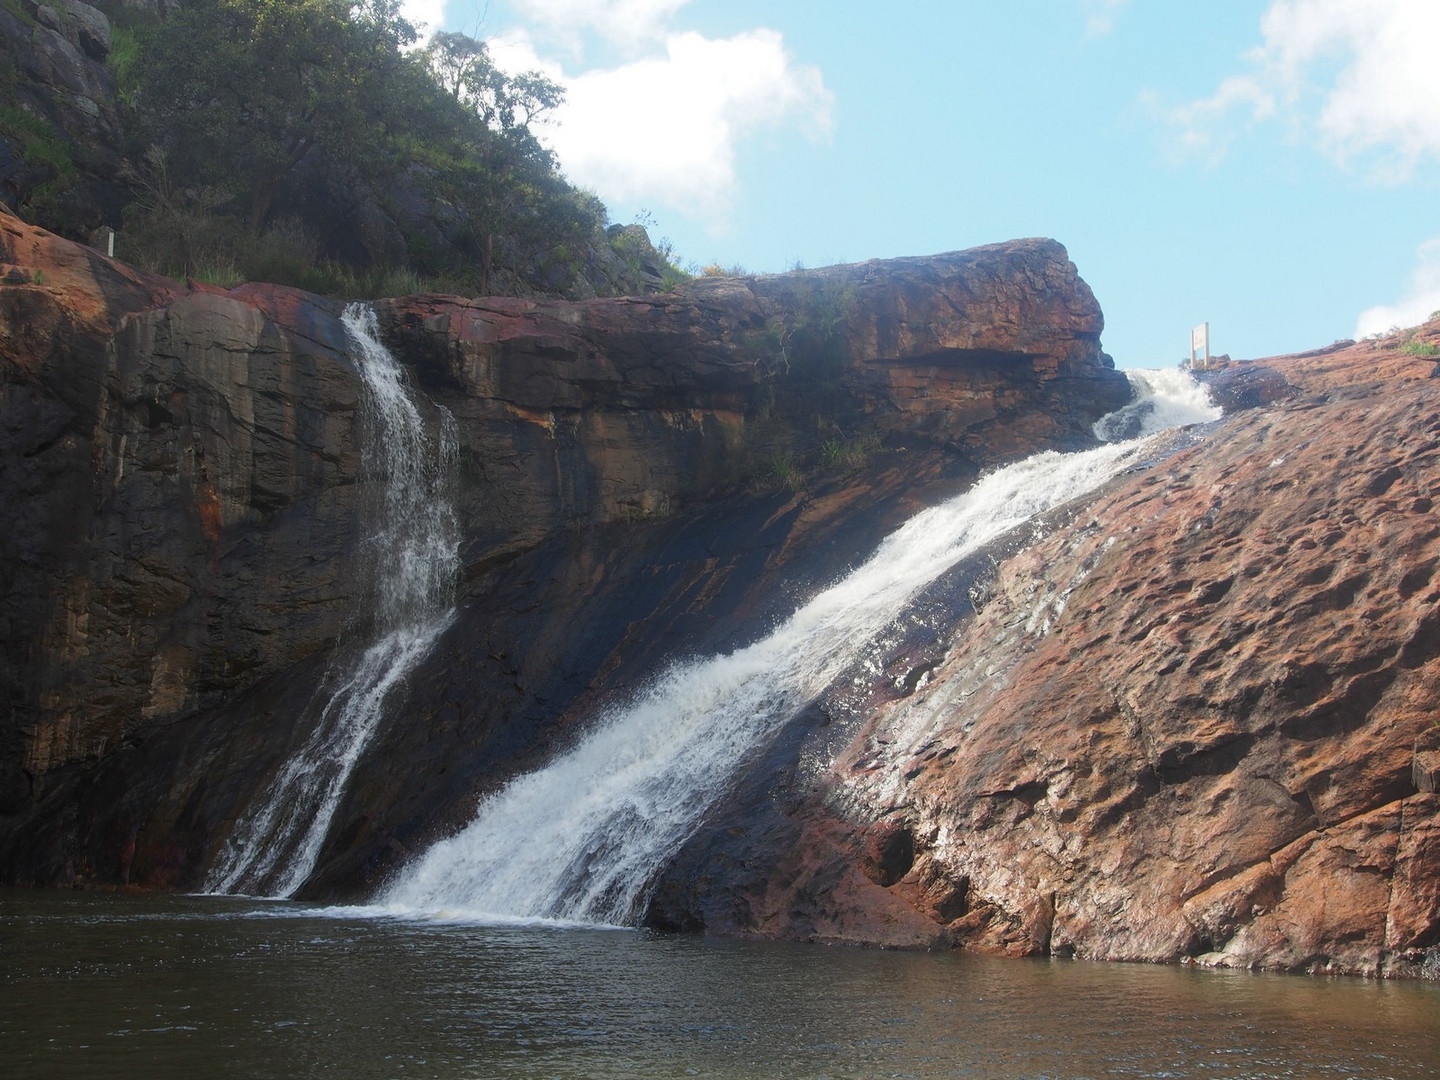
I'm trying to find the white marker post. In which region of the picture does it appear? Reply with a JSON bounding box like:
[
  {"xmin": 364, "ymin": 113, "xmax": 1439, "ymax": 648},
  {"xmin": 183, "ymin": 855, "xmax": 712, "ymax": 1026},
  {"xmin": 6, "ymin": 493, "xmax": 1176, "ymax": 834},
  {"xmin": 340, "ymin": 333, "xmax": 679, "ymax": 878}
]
[{"xmin": 1189, "ymin": 322, "xmax": 1210, "ymax": 370}]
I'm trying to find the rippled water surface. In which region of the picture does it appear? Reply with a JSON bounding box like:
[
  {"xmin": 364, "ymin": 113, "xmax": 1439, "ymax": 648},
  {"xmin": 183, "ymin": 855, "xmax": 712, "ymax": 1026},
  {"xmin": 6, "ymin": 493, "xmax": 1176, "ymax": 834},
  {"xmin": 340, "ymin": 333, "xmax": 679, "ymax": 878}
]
[{"xmin": 4, "ymin": 890, "xmax": 1438, "ymax": 1079}]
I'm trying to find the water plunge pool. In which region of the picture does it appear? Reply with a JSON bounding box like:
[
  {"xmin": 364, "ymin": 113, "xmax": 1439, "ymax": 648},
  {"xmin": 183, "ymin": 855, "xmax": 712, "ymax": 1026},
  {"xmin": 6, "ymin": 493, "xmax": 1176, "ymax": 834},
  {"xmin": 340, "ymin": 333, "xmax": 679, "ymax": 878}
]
[{"xmin": 5, "ymin": 890, "xmax": 1437, "ymax": 1079}]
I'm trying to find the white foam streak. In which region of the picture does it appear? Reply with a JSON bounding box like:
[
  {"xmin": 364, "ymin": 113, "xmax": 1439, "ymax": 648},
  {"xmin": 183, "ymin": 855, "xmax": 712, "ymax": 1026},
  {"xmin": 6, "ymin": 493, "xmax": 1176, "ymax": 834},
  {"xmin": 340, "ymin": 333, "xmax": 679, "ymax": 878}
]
[
  {"xmin": 384, "ymin": 370, "xmax": 1219, "ymax": 926},
  {"xmin": 206, "ymin": 305, "xmax": 458, "ymax": 897}
]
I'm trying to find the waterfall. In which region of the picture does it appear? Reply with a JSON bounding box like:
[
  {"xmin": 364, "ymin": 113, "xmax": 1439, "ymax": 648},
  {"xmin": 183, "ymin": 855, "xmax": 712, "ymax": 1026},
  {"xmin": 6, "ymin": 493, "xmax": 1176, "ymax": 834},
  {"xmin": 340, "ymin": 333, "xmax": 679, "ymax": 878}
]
[
  {"xmin": 381, "ymin": 370, "xmax": 1219, "ymax": 926},
  {"xmin": 1093, "ymin": 367, "xmax": 1220, "ymax": 441},
  {"xmin": 206, "ymin": 304, "xmax": 460, "ymax": 898}
]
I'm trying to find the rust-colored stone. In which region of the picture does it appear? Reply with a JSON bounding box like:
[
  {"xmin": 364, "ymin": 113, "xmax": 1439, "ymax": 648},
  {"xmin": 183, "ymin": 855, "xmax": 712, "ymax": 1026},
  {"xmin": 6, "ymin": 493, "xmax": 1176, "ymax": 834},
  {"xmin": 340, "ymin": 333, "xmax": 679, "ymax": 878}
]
[
  {"xmin": 0, "ymin": 208, "xmax": 1127, "ymax": 892},
  {"xmin": 654, "ymin": 321, "xmax": 1440, "ymax": 978}
]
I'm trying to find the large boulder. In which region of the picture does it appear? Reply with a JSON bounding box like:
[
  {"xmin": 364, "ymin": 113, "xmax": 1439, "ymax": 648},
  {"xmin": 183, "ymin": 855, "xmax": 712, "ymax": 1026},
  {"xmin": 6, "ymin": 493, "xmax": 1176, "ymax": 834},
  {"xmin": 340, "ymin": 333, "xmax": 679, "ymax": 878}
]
[
  {"xmin": 0, "ymin": 4, "xmax": 127, "ymax": 234},
  {"xmin": 35, "ymin": 1, "xmax": 113, "ymax": 61}
]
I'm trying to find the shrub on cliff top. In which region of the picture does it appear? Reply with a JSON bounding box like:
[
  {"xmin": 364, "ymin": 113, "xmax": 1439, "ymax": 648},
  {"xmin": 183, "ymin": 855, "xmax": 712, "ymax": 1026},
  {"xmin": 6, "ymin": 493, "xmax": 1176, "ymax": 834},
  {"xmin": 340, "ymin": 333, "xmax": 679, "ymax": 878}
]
[
  {"xmin": 128, "ymin": 0, "xmax": 427, "ymax": 236},
  {"xmin": 117, "ymin": 0, "xmax": 608, "ymax": 295}
]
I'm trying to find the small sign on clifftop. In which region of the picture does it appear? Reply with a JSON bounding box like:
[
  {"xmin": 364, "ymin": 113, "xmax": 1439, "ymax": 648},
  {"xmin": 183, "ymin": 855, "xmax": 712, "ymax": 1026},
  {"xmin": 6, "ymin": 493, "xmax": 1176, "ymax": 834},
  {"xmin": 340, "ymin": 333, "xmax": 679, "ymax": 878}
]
[{"xmin": 1188, "ymin": 322, "xmax": 1211, "ymax": 370}]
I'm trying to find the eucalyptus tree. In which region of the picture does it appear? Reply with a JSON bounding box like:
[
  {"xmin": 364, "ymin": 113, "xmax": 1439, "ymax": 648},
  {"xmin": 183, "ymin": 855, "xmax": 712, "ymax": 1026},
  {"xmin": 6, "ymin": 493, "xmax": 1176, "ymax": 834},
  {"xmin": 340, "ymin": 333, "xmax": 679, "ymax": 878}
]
[{"xmin": 418, "ymin": 29, "xmax": 574, "ymax": 291}]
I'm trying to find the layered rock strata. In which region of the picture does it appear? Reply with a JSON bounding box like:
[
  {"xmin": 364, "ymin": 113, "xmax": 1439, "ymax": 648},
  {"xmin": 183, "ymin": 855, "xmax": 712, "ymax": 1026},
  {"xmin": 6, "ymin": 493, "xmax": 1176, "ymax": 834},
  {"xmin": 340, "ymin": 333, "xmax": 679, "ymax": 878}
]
[{"xmin": 0, "ymin": 209, "xmax": 1127, "ymax": 890}]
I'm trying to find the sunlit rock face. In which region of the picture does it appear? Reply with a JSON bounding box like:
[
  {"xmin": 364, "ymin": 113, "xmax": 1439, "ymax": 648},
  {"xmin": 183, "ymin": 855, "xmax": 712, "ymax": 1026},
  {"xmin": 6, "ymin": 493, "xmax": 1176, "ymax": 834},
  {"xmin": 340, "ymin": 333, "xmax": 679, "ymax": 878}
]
[
  {"xmin": 650, "ymin": 328, "xmax": 1440, "ymax": 979},
  {"xmin": 369, "ymin": 236, "xmax": 1125, "ymax": 541},
  {"xmin": 0, "ymin": 208, "xmax": 1127, "ymax": 892},
  {"xmin": 5, "ymin": 201, "xmax": 1438, "ymax": 979}
]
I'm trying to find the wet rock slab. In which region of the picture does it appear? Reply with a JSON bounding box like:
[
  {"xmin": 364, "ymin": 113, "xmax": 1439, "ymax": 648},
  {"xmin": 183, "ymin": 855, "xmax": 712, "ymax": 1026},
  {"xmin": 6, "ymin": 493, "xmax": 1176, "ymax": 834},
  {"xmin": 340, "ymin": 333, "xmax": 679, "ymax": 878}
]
[{"xmin": 651, "ymin": 328, "xmax": 1440, "ymax": 977}]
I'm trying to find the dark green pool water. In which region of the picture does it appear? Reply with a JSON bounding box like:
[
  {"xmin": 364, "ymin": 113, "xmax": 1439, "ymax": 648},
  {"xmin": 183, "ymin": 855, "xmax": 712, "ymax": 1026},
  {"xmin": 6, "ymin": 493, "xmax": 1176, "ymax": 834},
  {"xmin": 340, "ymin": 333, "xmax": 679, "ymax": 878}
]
[{"xmin": 4, "ymin": 890, "xmax": 1437, "ymax": 1079}]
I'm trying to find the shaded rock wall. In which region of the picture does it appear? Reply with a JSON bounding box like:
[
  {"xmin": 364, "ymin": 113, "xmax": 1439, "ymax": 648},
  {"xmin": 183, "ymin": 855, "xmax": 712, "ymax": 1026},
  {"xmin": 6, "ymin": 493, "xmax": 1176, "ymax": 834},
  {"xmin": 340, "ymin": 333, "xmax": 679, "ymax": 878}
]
[
  {"xmin": 0, "ymin": 213, "xmax": 376, "ymax": 875},
  {"xmin": 0, "ymin": 209, "xmax": 1127, "ymax": 890},
  {"xmin": 651, "ymin": 325, "xmax": 1440, "ymax": 978},
  {"xmin": 0, "ymin": 1, "xmax": 129, "ymax": 233}
]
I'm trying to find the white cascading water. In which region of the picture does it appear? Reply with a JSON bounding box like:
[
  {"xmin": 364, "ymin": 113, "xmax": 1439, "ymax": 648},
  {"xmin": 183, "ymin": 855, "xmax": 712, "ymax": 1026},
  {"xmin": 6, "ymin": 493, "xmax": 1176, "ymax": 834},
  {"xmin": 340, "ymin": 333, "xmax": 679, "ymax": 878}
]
[
  {"xmin": 381, "ymin": 368, "xmax": 1220, "ymax": 926},
  {"xmin": 206, "ymin": 303, "xmax": 460, "ymax": 897},
  {"xmin": 1092, "ymin": 366, "xmax": 1219, "ymax": 441}
]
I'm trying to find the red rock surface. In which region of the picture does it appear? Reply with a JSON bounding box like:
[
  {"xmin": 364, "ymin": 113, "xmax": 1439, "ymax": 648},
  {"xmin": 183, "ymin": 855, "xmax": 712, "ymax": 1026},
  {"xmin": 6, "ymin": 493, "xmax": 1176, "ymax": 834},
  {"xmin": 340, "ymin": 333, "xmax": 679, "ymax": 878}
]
[
  {"xmin": 373, "ymin": 240, "xmax": 1126, "ymax": 539},
  {"xmin": 8, "ymin": 199, "xmax": 1437, "ymax": 979},
  {"xmin": 0, "ymin": 209, "xmax": 1130, "ymax": 892},
  {"xmin": 1, "ymin": 212, "xmax": 366, "ymax": 792},
  {"xmin": 653, "ymin": 323, "xmax": 1440, "ymax": 977}
]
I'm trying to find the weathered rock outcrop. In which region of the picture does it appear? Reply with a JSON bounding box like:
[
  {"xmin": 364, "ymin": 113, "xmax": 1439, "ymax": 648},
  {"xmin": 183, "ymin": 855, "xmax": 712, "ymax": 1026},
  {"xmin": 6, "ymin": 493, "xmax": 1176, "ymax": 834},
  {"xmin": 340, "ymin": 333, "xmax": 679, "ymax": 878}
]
[
  {"xmin": 370, "ymin": 243, "xmax": 1122, "ymax": 543},
  {"xmin": 0, "ymin": 208, "xmax": 1128, "ymax": 890},
  {"xmin": 0, "ymin": 1, "xmax": 129, "ymax": 234},
  {"xmin": 649, "ymin": 325, "xmax": 1440, "ymax": 979}
]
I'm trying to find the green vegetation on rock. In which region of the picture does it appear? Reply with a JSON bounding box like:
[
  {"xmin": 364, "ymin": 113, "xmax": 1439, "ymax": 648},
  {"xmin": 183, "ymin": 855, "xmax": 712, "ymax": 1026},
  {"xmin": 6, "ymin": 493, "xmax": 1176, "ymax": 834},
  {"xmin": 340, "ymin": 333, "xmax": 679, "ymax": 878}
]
[
  {"xmin": 0, "ymin": 0, "xmax": 686, "ymax": 298},
  {"xmin": 1400, "ymin": 340, "xmax": 1440, "ymax": 358},
  {"xmin": 0, "ymin": 104, "xmax": 75, "ymax": 181},
  {"xmin": 0, "ymin": 104, "xmax": 78, "ymax": 220},
  {"xmin": 818, "ymin": 431, "xmax": 882, "ymax": 472}
]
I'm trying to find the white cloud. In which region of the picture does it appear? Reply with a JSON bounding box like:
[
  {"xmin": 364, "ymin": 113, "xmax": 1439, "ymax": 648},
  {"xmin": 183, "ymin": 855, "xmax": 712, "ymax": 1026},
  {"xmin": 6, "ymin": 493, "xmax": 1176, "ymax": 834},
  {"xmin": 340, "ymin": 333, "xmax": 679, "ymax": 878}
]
[
  {"xmin": 489, "ymin": 22, "xmax": 833, "ymax": 227},
  {"xmin": 400, "ymin": 0, "xmax": 449, "ymax": 38},
  {"xmin": 511, "ymin": 0, "xmax": 692, "ymax": 52},
  {"xmin": 1081, "ymin": 0, "xmax": 1128, "ymax": 40},
  {"xmin": 1149, "ymin": 76, "xmax": 1275, "ymax": 164},
  {"xmin": 1156, "ymin": 0, "xmax": 1440, "ymax": 178},
  {"xmin": 1355, "ymin": 238, "xmax": 1440, "ymax": 337},
  {"xmin": 486, "ymin": 31, "xmax": 563, "ymax": 82}
]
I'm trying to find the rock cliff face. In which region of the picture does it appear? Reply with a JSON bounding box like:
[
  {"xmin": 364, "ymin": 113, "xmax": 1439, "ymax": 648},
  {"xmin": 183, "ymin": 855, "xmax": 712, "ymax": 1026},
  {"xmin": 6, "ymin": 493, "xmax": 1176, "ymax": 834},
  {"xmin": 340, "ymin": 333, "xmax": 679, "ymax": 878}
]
[
  {"xmin": 371, "ymin": 244, "xmax": 1119, "ymax": 543},
  {"xmin": 649, "ymin": 326, "xmax": 1440, "ymax": 979},
  {"xmin": 8, "ymin": 203, "xmax": 1435, "ymax": 979},
  {"xmin": 0, "ymin": 208, "xmax": 1128, "ymax": 892}
]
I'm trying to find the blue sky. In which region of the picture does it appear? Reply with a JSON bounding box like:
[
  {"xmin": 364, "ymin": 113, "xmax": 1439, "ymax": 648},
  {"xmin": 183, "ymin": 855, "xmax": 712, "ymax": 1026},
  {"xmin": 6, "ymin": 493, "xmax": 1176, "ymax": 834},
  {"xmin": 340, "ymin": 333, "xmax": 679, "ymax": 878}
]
[{"xmin": 403, "ymin": 1, "xmax": 1440, "ymax": 368}]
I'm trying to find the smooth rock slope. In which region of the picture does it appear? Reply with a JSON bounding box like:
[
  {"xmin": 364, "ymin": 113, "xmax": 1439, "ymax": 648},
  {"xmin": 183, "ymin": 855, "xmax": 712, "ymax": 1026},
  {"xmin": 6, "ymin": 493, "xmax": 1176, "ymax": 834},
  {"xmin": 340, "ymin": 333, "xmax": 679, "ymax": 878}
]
[{"xmin": 650, "ymin": 326, "xmax": 1440, "ymax": 979}]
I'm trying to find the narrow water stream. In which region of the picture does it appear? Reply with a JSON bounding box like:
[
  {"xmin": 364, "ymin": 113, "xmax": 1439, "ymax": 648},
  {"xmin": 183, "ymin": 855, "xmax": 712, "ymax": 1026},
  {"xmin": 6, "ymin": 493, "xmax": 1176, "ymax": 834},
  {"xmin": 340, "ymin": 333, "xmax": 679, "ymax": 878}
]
[{"xmin": 205, "ymin": 304, "xmax": 459, "ymax": 898}]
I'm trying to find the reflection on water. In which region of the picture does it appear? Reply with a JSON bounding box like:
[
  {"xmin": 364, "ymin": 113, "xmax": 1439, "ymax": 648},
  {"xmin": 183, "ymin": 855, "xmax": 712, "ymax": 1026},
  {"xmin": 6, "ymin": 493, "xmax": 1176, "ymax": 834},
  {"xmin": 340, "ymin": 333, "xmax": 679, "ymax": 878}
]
[{"xmin": 4, "ymin": 890, "xmax": 1438, "ymax": 1079}]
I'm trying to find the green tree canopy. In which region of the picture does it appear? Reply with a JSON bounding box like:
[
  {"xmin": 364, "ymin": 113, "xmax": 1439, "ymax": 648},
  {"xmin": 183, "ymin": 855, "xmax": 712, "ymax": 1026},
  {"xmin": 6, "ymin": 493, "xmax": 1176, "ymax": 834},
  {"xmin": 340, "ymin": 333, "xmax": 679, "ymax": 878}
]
[
  {"xmin": 123, "ymin": 0, "xmax": 603, "ymax": 291},
  {"xmin": 131, "ymin": 0, "xmax": 422, "ymax": 233}
]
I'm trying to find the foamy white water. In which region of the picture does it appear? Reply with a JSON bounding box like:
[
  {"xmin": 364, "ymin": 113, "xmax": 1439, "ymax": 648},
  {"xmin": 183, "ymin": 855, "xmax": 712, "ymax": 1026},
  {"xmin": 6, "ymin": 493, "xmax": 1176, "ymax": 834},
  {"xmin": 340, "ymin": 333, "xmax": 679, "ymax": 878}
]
[
  {"xmin": 206, "ymin": 304, "xmax": 459, "ymax": 897},
  {"xmin": 381, "ymin": 369, "xmax": 1218, "ymax": 926},
  {"xmin": 1093, "ymin": 367, "xmax": 1221, "ymax": 441}
]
